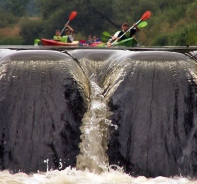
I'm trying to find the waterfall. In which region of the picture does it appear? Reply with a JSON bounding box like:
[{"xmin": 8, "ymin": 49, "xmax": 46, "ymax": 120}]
[{"xmin": 0, "ymin": 49, "xmax": 197, "ymax": 180}]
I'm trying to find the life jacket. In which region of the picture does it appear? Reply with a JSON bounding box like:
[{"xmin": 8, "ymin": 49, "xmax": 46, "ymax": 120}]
[
  {"xmin": 62, "ymin": 35, "xmax": 69, "ymax": 43},
  {"xmin": 118, "ymin": 28, "xmax": 136, "ymax": 41},
  {"xmin": 114, "ymin": 31, "xmax": 121, "ymax": 37},
  {"xmin": 125, "ymin": 31, "xmax": 130, "ymax": 39},
  {"xmin": 53, "ymin": 36, "xmax": 62, "ymax": 41}
]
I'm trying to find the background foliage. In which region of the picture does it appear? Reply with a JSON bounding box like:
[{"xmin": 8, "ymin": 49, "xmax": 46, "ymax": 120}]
[{"xmin": 0, "ymin": 0, "xmax": 197, "ymax": 46}]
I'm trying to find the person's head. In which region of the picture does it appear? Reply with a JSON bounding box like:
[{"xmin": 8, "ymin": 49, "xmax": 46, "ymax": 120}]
[
  {"xmin": 88, "ymin": 35, "xmax": 92, "ymax": 40},
  {"xmin": 65, "ymin": 29, "xmax": 71, "ymax": 35},
  {"xmin": 93, "ymin": 36, "xmax": 97, "ymax": 40},
  {"xmin": 122, "ymin": 22, "xmax": 129, "ymax": 31},
  {"xmin": 55, "ymin": 30, "xmax": 60, "ymax": 36}
]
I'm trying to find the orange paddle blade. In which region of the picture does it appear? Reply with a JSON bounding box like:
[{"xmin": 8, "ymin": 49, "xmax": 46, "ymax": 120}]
[
  {"xmin": 140, "ymin": 11, "xmax": 151, "ymax": 21},
  {"xmin": 69, "ymin": 11, "xmax": 77, "ymax": 21}
]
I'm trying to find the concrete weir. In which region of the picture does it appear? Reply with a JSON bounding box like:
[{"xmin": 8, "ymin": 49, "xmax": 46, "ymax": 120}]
[{"xmin": 0, "ymin": 47, "xmax": 197, "ymax": 178}]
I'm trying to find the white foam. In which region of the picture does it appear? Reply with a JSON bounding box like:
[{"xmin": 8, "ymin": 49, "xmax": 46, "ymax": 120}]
[{"xmin": 0, "ymin": 167, "xmax": 195, "ymax": 184}]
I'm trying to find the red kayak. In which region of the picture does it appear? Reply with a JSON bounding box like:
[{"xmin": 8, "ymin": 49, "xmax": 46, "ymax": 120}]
[{"xmin": 41, "ymin": 38, "xmax": 79, "ymax": 46}]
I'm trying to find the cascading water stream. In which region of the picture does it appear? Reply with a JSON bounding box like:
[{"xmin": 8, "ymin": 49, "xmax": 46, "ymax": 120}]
[
  {"xmin": 75, "ymin": 54, "xmax": 128, "ymax": 173},
  {"xmin": 76, "ymin": 78, "xmax": 111, "ymax": 173}
]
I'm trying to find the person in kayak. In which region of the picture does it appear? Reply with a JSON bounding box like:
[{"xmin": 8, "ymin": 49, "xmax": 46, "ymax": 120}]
[
  {"xmin": 53, "ymin": 30, "xmax": 62, "ymax": 41},
  {"xmin": 86, "ymin": 35, "xmax": 93, "ymax": 45},
  {"xmin": 92, "ymin": 35, "xmax": 101, "ymax": 43},
  {"xmin": 107, "ymin": 22, "xmax": 139, "ymax": 46},
  {"xmin": 62, "ymin": 24, "xmax": 75, "ymax": 43}
]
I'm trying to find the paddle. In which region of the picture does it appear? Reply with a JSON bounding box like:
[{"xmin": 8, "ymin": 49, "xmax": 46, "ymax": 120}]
[
  {"xmin": 34, "ymin": 38, "xmax": 40, "ymax": 46},
  {"xmin": 103, "ymin": 31, "xmax": 111, "ymax": 37},
  {"xmin": 101, "ymin": 36, "xmax": 109, "ymax": 42},
  {"xmin": 102, "ymin": 22, "xmax": 147, "ymax": 41},
  {"xmin": 102, "ymin": 21, "xmax": 147, "ymax": 45},
  {"xmin": 112, "ymin": 10, "xmax": 151, "ymax": 45},
  {"xmin": 137, "ymin": 21, "xmax": 148, "ymax": 29},
  {"xmin": 60, "ymin": 11, "xmax": 77, "ymax": 35}
]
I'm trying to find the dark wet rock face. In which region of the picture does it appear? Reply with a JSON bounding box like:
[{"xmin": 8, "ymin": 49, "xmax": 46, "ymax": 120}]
[
  {"xmin": 0, "ymin": 49, "xmax": 197, "ymax": 178},
  {"xmin": 0, "ymin": 50, "xmax": 88, "ymax": 173},
  {"xmin": 107, "ymin": 51, "xmax": 197, "ymax": 177}
]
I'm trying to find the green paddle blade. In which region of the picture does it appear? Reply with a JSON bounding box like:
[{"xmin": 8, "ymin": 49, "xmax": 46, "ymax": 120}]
[
  {"xmin": 34, "ymin": 38, "xmax": 40, "ymax": 45},
  {"xmin": 101, "ymin": 36, "xmax": 109, "ymax": 42},
  {"xmin": 102, "ymin": 31, "xmax": 111, "ymax": 37},
  {"xmin": 137, "ymin": 21, "xmax": 148, "ymax": 29}
]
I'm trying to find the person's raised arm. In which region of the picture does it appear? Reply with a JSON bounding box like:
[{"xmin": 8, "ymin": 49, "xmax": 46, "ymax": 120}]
[{"xmin": 65, "ymin": 24, "xmax": 74, "ymax": 32}]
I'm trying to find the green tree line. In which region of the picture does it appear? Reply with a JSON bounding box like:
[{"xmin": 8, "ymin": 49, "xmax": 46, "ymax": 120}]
[{"xmin": 1, "ymin": 0, "xmax": 197, "ymax": 46}]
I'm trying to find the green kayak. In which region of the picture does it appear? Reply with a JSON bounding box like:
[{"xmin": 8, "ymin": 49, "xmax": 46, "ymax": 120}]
[
  {"xmin": 95, "ymin": 37, "xmax": 138, "ymax": 47},
  {"xmin": 112, "ymin": 37, "xmax": 138, "ymax": 47}
]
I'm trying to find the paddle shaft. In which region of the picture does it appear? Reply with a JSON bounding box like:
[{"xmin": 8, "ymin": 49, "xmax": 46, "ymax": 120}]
[
  {"xmin": 60, "ymin": 20, "xmax": 70, "ymax": 35},
  {"xmin": 60, "ymin": 11, "xmax": 77, "ymax": 36}
]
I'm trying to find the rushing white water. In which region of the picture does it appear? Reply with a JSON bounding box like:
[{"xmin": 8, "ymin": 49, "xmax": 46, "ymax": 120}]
[{"xmin": 0, "ymin": 168, "xmax": 195, "ymax": 184}]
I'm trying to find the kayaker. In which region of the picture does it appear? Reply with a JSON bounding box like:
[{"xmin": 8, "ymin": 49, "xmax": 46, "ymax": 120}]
[
  {"xmin": 53, "ymin": 30, "xmax": 62, "ymax": 41},
  {"xmin": 96, "ymin": 36, "xmax": 101, "ymax": 42},
  {"xmin": 86, "ymin": 35, "xmax": 93, "ymax": 45},
  {"xmin": 118, "ymin": 22, "xmax": 138, "ymax": 41},
  {"xmin": 92, "ymin": 35, "xmax": 101, "ymax": 43},
  {"xmin": 107, "ymin": 22, "xmax": 139, "ymax": 47},
  {"xmin": 62, "ymin": 24, "xmax": 75, "ymax": 43}
]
